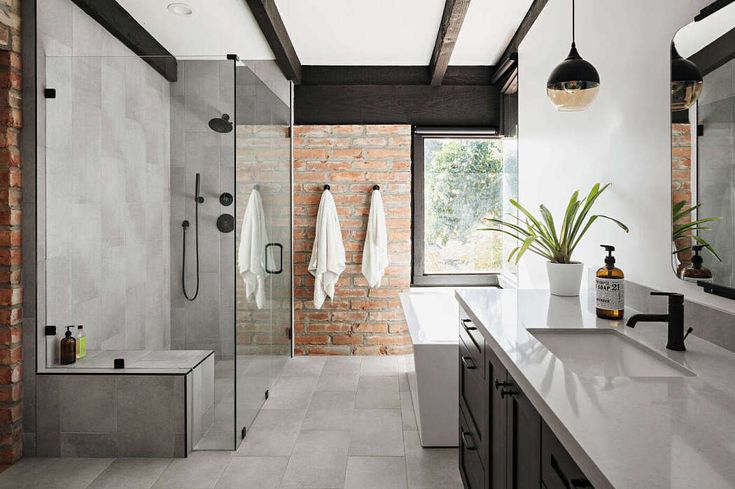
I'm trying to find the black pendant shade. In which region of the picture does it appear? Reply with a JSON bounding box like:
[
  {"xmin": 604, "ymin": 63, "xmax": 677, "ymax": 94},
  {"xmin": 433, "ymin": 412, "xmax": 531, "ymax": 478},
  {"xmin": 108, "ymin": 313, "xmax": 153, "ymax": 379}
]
[
  {"xmin": 546, "ymin": 0, "xmax": 600, "ymax": 111},
  {"xmin": 671, "ymin": 43, "xmax": 703, "ymax": 111}
]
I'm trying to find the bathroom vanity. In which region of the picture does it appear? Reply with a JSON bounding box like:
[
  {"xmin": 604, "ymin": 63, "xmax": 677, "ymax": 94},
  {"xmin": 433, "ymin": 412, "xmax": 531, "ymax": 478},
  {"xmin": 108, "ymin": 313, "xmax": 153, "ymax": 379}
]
[{"xmin": 455, "ymin": 288, "xmax": 735, "ymax": 489}]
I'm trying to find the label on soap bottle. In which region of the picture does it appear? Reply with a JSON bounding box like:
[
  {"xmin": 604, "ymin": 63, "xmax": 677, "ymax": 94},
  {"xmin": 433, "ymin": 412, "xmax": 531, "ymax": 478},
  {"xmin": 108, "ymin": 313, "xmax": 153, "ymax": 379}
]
[{"xmin": 596, "ymin": 278, "xmax": 624, "ymax": 310}]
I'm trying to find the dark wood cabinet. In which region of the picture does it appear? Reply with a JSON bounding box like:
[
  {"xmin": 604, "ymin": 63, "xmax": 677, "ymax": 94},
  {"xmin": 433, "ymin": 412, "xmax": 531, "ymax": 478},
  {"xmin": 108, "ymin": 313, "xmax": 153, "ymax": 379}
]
[
  {"xmin": 506, "ymin": 380, "xmax": 541, "ymax": 489},
  {"xmin": 458, "ymin": 306, "xmax": 593, "ymax": 489},
  {"xmin": 488, "ymin": 347, "xmax": 508, "ymax": 489}
]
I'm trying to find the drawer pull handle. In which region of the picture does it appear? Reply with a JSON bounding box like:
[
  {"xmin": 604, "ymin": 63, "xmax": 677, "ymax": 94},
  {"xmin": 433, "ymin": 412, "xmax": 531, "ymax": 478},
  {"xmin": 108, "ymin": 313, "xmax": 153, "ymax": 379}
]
[
  {"xmin": 500, "ymin": 388, "xmax": 518, "ymax": 398},
  {"xmin": 461, "ymin": 431, "xmax": 477, "ymax": 450},
  {"xmin": 461, "ymin": 319, "xmax": 478, "ymax": 331},
  {"xmin": 551, "ymin": 454, "xmax": 594, "ymax": 488},
  {"xmin": 461, "ymin": 356, "xmax": 477, "ymax": 370},
  {"xmin": 494, "ymin": 379, "xmax": 511, "ymax": 390}
]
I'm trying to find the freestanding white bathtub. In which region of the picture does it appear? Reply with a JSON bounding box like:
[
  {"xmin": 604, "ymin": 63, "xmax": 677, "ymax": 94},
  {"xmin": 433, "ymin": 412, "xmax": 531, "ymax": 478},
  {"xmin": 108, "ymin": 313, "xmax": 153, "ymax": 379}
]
[{"xmin": 399, "ymin": 290, "xmax": 459, "ymax": 447}]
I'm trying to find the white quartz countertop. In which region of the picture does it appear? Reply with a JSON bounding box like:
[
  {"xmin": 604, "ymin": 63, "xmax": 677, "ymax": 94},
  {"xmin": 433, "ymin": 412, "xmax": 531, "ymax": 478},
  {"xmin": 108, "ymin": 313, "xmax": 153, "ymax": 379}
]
[{"xmin": 454, "ymin": 288, "xmax": 735, "ymax": 489}]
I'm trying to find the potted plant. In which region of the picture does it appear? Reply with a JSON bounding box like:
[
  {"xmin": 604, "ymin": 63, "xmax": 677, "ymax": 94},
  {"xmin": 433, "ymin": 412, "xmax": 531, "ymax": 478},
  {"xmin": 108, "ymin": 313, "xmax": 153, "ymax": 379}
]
[{"xmin": 481, "ymin": 183, "xmax": 628, "ymax": 296}]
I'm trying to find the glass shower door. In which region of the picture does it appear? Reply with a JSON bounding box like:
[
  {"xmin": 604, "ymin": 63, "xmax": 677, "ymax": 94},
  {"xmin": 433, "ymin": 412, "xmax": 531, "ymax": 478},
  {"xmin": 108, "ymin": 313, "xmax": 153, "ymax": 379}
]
[{"xmin": 234, "ymin": 64, "xmax": 292, "ymax": 444}]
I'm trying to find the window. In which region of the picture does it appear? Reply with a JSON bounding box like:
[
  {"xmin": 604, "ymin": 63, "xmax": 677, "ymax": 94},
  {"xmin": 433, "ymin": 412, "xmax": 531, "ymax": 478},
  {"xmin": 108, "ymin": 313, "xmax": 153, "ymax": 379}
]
[{"xmin": 412, "ymin": 128, "xmax": 518, "ymax": 286}]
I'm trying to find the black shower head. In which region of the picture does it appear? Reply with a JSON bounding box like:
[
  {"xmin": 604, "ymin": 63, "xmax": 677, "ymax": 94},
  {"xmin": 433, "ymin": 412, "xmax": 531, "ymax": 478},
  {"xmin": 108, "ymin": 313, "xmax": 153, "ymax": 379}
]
[{"xmin": 208, "ymin": 114, "xmax": 233, "ymax": 133}]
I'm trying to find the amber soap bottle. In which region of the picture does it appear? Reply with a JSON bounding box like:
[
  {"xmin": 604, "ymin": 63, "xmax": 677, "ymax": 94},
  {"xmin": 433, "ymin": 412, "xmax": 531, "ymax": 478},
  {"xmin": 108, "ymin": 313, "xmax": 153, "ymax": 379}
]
[
  {"xmin": 60, "ymin": 326, "xmax": 77, "ymax": 365},
  {"xmin": 596, "ymin": 245, "xmax": 624, "ymax": 320}
]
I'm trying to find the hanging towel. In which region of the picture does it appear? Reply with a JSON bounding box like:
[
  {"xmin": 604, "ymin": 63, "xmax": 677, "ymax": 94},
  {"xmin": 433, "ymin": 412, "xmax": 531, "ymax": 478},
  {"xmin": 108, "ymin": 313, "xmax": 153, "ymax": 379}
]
[
  {"xmin": 362, "ymin": 189, "xmax": 389, "ymax": 288},
  {"xmin": 308, "ymin": 189, "xmax": 346, "ymax": 309},
  {"xmin": 238, "ymin": 188, "xmax": 272, "ymax": 309}
]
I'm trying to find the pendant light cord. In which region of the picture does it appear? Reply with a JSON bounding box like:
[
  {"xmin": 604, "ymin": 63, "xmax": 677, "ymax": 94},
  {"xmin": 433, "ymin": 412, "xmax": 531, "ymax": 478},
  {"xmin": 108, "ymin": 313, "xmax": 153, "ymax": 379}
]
[{"xmin": 571, "ymin": 0, "xmax": 576, "ymax": 45}]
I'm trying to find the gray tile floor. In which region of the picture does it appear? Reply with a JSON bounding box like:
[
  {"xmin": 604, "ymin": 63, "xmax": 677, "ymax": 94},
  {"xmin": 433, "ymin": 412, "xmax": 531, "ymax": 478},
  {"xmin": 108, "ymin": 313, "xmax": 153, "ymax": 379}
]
[{"xmin": 0, "ymin": 355, "xmax": 462, "ymax": 489}]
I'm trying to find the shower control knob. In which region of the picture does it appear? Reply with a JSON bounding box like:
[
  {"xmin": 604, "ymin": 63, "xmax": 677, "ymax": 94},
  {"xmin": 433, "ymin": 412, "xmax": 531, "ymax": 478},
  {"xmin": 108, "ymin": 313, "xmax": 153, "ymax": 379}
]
[
  {"xmin": 219, "ymin": 192, "xmax": 233, "ymax": 206},
  {"xmin": 217, "ymin": 214, "xmax": 234, "ymax": 233}
]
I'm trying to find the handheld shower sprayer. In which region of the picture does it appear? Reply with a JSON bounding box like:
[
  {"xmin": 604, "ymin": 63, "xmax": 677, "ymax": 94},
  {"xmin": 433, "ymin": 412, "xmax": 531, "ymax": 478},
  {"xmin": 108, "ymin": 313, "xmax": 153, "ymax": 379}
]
[{"xmin": 182, "ymin": 173, "xmax": 203, "ymax": 301}]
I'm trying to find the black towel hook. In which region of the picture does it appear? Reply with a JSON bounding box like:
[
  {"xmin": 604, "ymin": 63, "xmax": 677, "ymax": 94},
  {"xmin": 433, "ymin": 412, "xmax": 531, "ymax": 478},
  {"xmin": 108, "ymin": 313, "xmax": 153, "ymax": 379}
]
[
  {"xmin": 373, "ymin": 185, "xmax": 380, "ymax": 190},
  {"xmin": 323, "ymin": 184, "xmax": 330, "ymax": 190}
]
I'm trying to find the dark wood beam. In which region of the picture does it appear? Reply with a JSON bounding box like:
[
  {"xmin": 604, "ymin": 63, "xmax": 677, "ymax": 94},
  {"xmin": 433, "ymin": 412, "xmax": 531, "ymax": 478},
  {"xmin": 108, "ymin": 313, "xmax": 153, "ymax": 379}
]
[
  {"xmin": 428, "ymin": 0, "xmax": 472, "ymax": 86},
  {"xmin": 694, "ymin": 0, "xmax": 735, "ymax": 21},
  {"xmin": 301, "ymin": 66, "xmax": 494, "ymax": 86},
  {"xmin": 491, "ymin": 0, "xmax": 548, "ymax": 83},
  {"xmin": 244, "ymin": 0, "xmax": 302, "ymax": 84},
  {"xmin": 295, "ymin": 84, "xmax": 499, "ymax": 126},
  {"xmin": 71, "ymin": 0, "xmax": 177, "ymax": 81},
  {"xmin": 688, "ymin": 26, "xmax": 735, "ymax": 76}
]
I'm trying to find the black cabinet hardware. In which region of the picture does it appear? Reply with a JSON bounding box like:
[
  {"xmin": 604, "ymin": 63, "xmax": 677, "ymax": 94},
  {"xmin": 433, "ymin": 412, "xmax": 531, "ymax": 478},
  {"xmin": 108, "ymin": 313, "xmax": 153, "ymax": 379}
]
[
  {"xmin": 461, "ymin": 318, "xmax": 478, "ymax": 331},
  {"xmin": 461, "ymin": 431, "xmax": 477, "ymax": 450},
  {"xmin": 461, "ymin": 356, "xmax": 477, "ymax": 370},
  {"xmin": 494, "ymin": 379, "xmax": 511, "ymax": 390},
  {"xmin": 500, "ymin": 388, "xmax": 518, "ymax": 398}
]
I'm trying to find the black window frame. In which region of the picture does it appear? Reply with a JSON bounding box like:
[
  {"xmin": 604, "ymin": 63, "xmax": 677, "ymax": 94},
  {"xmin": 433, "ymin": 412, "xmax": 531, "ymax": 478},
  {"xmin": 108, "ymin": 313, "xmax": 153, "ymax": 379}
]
[{"xmin": 411, "ymin": 127, "xmax": 503, "ymax": 287}]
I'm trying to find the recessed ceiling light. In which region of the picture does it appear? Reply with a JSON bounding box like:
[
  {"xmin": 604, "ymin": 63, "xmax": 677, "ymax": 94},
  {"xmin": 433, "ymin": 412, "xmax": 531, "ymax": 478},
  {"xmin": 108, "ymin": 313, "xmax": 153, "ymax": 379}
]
[{"xmin": 167, "ymin": 3, "xmax": 193, "ymax": 16}]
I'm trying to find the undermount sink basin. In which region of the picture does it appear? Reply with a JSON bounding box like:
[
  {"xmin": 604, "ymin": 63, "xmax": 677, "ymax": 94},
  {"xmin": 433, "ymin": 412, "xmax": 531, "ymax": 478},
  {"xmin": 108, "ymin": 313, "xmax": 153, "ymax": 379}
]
[{"xmin": 528, "ymin": 328, "xmax": 695, "ymax": 377}]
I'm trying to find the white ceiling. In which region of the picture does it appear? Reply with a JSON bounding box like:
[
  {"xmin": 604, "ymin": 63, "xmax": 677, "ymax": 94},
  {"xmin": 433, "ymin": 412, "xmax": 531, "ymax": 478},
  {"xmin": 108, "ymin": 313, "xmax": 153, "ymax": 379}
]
[
  {"xmin": 117, "ymin": 0, "xmax": 533, "ymax": 67},
  {"xmin": 675, "ymin": 2, "xmax": 735, "ymax": 58},
  {"xmin": 274, "ymin": 0, "xmax": 446, "ymax": 65},
  {"xmin": 452, "ymin": 0, "xmax": 533, "ymax": 64},
  {"xmin": 116, "ymin": 0, "xmax": 274, "ymax": 59}
]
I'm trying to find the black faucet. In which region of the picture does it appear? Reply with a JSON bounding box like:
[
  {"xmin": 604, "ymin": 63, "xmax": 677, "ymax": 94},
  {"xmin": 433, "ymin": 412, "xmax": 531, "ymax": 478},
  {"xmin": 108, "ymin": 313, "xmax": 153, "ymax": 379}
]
[{"xmin": 626, "ymin": 292, "xmax": 693, "ymax": 351}]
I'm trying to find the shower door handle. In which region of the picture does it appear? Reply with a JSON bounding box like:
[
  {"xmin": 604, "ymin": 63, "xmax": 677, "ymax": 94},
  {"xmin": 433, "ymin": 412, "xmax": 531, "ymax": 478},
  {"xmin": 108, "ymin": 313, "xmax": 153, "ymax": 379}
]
[{"xmin": 265, "ymin": 243, "xmax": 283, "ymax": 274}]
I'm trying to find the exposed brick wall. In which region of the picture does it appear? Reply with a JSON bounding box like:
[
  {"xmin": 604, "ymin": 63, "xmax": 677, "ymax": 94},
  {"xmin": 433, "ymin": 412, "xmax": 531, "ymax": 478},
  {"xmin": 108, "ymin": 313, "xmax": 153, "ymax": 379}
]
[
  {"xmin": 672, "ymin": 123, "xmax": 692, "ymax": 264},
  {"xmin": 293, "ymin": 125, "xmax": 412, "ymax": 355},
  {"xmin": 0, "ymin": 0, "xmax": 22, "ymax": 465}
]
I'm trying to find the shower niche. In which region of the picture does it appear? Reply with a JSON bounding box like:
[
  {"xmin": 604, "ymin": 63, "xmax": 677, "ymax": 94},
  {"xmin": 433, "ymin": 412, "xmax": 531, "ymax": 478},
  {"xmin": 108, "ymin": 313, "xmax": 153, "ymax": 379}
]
[{"xmin": 38, "ymin": 54, "xmax": 292, "ymax": 456}]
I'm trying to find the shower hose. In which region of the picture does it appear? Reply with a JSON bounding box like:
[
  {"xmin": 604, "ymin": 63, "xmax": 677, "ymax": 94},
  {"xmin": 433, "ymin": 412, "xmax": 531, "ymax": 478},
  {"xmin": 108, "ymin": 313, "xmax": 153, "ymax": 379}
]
[{"xmin": 182, "ymin": 199, "xmax": 200, "ymax": 301}]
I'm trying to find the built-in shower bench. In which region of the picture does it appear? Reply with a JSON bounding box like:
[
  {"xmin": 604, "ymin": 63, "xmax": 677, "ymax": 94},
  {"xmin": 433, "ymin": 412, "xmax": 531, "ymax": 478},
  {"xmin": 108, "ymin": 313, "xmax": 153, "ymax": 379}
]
[{"xmin": 35, "ymin": 350, "xmax": 215, "ymax": 457}]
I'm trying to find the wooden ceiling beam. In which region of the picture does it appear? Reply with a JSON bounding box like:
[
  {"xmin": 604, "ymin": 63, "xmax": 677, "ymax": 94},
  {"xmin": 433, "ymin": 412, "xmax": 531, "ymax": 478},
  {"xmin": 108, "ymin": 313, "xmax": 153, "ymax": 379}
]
[
  {"xmin": 491, "ymin": 0, "xmax": 548, "ymax": 84},
  {"xmin": 244, "ymin": 0, "xmax": 302, "ymax": 84},
  {"xmin": 71, "ymin": 0, "xmax": 177, "ymax": 81},
  {"xmin": 428, "ymin": 0, "xmax": 472, "ymax": 86}
]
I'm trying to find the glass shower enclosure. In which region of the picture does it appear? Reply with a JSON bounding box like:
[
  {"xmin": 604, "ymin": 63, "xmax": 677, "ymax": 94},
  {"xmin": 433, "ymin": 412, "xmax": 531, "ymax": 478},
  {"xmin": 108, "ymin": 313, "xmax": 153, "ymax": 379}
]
[{"xmin": 41, "ymin": 54, "xmax": 292, "ymax": 451}]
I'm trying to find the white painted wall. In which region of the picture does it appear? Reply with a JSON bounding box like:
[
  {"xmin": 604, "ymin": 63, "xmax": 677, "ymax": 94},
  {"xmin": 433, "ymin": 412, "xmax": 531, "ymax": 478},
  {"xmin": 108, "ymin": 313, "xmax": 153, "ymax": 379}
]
[{"xmin": 517, "ymin": 0, "xmax": 735, "ymax": 314}]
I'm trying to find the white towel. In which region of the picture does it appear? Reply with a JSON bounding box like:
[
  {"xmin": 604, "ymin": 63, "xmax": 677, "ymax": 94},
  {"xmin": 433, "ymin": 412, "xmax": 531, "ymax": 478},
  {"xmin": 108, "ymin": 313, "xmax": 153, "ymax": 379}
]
[
  {"xmin": 362, "ymin": 189, "xmax": 389, "ymax": 288},
  {"xmin": 308, "ymin": 190, "xmax": 346, "ymax": 309},
  {"xmin": 238, "ymin": 189, "xmax": 272, "ymax": 309}
]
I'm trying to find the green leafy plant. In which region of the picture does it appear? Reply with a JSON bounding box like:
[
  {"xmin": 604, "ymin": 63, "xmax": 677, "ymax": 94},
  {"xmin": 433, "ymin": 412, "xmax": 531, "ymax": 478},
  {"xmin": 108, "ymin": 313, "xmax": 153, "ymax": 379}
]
[
  {"xmin": 480, "ymin": 183, "xmax": 629, "ymax": 264},
  {"xmin": 672, "ymin": 200, "xmax": 721, "ymax": 261}
]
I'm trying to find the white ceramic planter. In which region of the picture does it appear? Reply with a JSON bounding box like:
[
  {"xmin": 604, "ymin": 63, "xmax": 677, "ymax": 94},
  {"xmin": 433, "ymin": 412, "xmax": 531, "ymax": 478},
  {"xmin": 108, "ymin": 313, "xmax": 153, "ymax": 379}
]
[{"xmin": 546, "ymin": 262, "xmax": 584, "ymax": 296}]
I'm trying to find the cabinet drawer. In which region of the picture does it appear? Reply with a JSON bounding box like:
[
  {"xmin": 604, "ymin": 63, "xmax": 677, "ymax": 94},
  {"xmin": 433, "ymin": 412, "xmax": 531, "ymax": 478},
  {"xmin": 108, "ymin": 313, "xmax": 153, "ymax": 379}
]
[
  {"xmin": 542, "ymin": 422, "xmax": 594, "ymax": 489},
  {"xmin": 459, "ymin": 336, "xmax": 485, "ymax": 438},
  {"xmin": 459, "ymin": 311, "xmax": 484, "ymax": 378},
  {"xmin": 459, "ymin": 407, "xmax": 485, "ymax": 489}
]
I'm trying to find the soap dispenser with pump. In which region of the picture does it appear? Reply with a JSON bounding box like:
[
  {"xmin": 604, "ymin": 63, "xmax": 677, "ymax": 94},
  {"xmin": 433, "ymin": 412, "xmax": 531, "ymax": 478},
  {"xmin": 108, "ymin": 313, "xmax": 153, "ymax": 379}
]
[
  {"xmin": 60, "ymin": 326, "xmax": 76, "ymax": 365},
  {"xmin": 596, "ymin": 244, "xmax": 624, "ymax": 320},
  {"xmin": 679, "ymin": 244, "xmax": 713, "ymax": 283}
]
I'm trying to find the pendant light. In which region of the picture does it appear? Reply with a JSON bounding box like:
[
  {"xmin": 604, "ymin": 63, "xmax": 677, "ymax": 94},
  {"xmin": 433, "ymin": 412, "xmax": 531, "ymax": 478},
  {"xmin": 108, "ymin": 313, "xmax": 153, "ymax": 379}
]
[
  {"xmin": 546, "ymin": 0, "xmax": 600, "ymax": 111},
  {"xmin": 670, "ymin": 42, "xmax": 703, "ymax": 111}
]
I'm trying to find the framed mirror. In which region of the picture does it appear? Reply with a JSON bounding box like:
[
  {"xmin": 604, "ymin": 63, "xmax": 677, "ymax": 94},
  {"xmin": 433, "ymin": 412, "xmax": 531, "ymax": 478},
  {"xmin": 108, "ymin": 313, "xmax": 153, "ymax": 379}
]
[{"xmin": 671, "ymin": 2, "xmax": 735, "ymax": 299}]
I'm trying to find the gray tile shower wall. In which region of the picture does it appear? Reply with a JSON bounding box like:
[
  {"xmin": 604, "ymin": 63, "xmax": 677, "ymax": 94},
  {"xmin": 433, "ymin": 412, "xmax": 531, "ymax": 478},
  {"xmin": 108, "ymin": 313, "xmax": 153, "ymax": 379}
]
[
  {"xmin": 39, "ymin": 0, "xmax": 172, "ymax": 352},
  {"xmin": 169, "ymin": 60, "xmax": 236, "ymax": 357},
  {"xmin": 23, "ymin": 0, "xmax": 174, "ymax": 456}
]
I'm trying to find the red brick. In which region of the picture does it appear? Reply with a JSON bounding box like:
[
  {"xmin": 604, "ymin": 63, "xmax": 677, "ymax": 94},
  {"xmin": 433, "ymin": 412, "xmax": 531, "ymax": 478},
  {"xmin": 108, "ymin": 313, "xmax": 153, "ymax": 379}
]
[{"xmin": 294, "ymin": 125, "xmax": 412, "ymax": 356}]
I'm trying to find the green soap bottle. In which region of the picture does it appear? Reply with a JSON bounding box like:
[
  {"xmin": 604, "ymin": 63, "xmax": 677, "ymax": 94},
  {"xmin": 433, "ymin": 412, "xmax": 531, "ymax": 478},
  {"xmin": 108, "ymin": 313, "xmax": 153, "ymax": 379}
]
[{"xmin": 76, "ymin": 325, "xmax": 87, "ymax": 359}]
